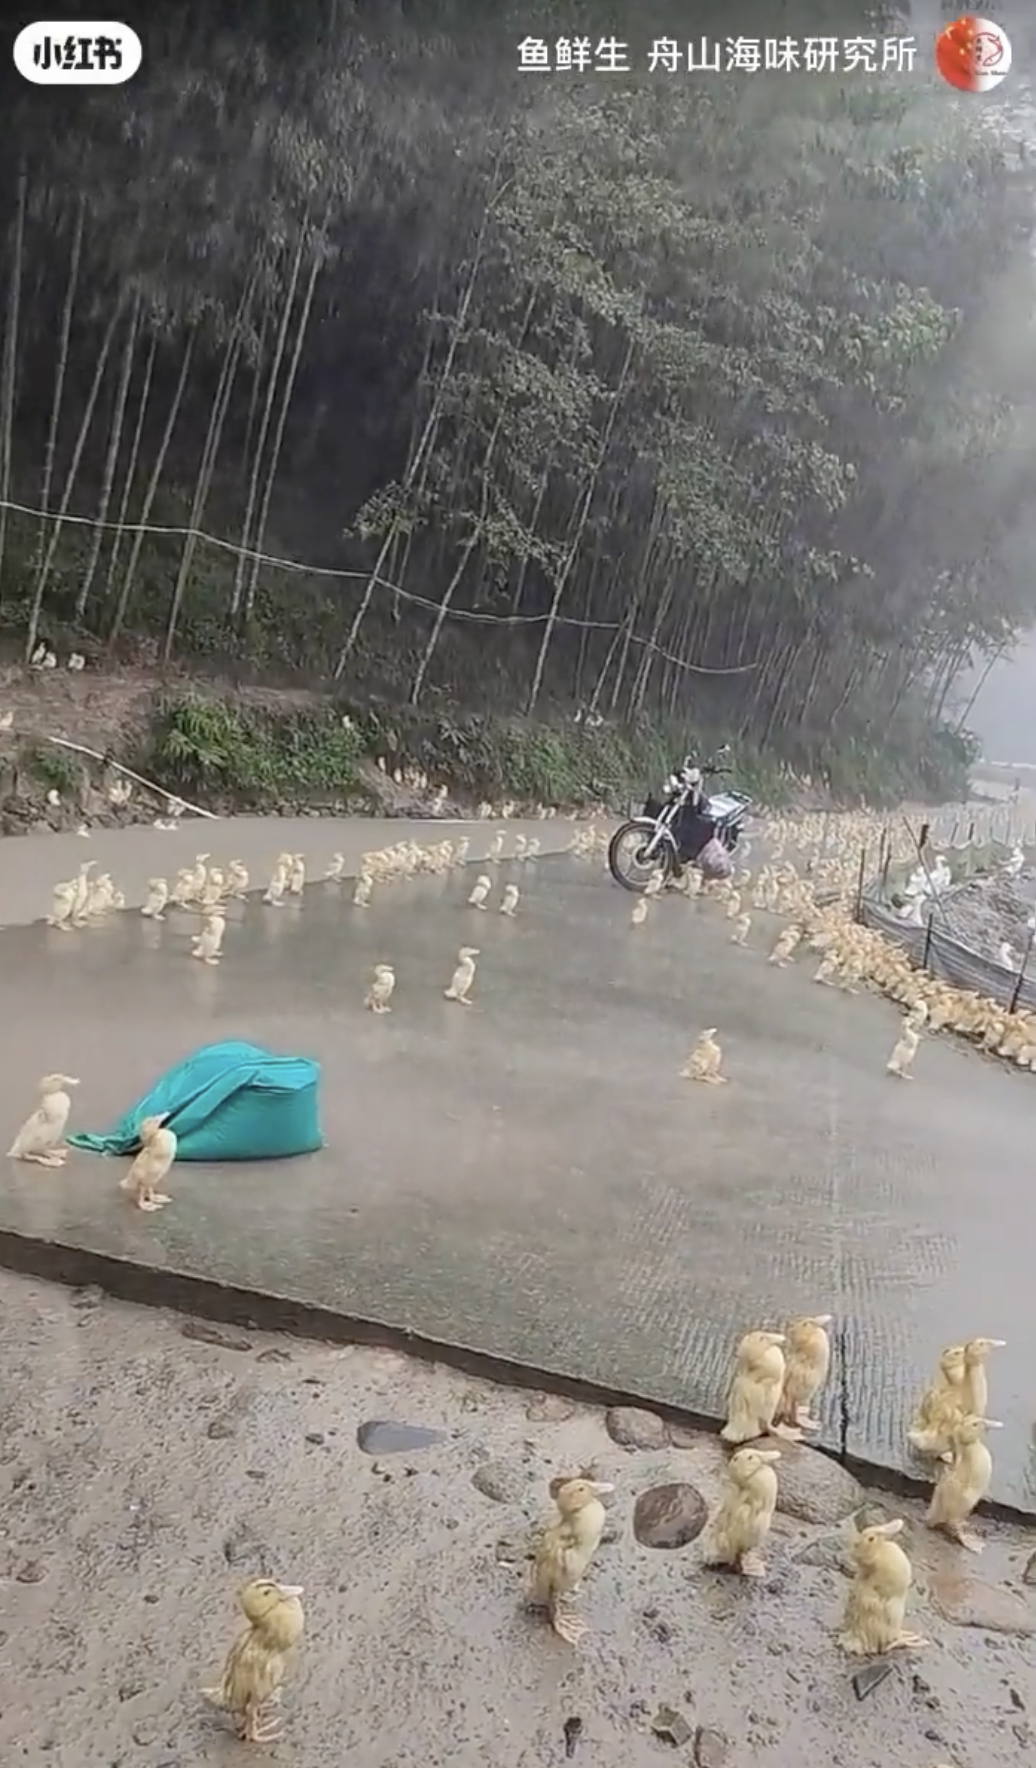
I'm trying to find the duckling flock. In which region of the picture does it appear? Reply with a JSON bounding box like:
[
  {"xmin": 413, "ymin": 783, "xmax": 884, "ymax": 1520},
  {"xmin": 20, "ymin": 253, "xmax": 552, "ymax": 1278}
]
[
  {"xmin": 628, "ymin": 807, "xmax": 1036, "ymax": 1084},
  {"xmin": 198, "ymin": 1318, "xmax": 1006, "ymax": 1740}
]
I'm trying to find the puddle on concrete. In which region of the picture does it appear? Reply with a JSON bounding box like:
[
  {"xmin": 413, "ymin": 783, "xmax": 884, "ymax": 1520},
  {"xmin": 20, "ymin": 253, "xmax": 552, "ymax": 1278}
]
[
  {"xmin": 356, "ymin": 1419, "xmax": 447, "ymax": 1455},
  {"xmin": 633, "ymin": 1481, "xmax": 708, "ymax": 1549}
]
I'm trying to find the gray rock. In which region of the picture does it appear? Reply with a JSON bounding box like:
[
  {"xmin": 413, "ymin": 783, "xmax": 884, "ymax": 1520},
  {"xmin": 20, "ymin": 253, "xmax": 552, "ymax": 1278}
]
[
  {"xmin": 471, "ymin": 1458, "xmax": 534, "ymax": 1504},
  {"xmin": 525, "ymin": 1393, "xmax": 578, "ymax": 1422},
  {"xmin": 752, "ymin": 1440, "xmax": 863, "ymax": 1524},
  {"xmin": 1023, "ymin": 1550, "xmax": 1036, "ymax": 1587},
  {"xmin": 928, "ymin": 1574, "xmax": 1034, "ymax": 1636},
  {"xmin": 605, "ymin": 1406, "xmax": 668, "ymax": 1450},
  {"xmin": 633, "ymin": 1482, "xmax": 708, "ymax": 1549}
]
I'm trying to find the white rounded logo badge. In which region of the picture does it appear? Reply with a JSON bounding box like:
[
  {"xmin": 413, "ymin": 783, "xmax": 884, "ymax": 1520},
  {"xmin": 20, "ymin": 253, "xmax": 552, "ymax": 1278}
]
[{"xmin": 13, "ymin": 21, "xmax": 142, "ymax": 84}]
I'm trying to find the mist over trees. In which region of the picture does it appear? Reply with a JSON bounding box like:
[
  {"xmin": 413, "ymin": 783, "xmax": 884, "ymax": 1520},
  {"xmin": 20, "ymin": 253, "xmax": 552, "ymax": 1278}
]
[{"xmin": 1, "ymin": 0, "xmax": 1035, "ymax": 799}]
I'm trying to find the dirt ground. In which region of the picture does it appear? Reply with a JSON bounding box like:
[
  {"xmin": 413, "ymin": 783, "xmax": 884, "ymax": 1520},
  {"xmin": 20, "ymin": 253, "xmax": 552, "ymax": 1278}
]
[{"xmin": 0, "ymin": 1272, "xmax": 1032, "ymax": 1768}]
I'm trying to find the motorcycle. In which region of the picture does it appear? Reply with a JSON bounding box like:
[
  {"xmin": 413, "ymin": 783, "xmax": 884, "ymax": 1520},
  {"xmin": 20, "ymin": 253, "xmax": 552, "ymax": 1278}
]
[{"xmin": 607, "ymin": 745, "xmax": 753, "ymax": 893}]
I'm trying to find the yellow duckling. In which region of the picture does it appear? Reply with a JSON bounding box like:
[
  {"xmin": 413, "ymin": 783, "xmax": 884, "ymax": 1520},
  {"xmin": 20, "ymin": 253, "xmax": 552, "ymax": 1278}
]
[
  {"xmin": 324, "ymin": 853, "xmax": 345, "ymax": 882},
  {"xmin": 364, "ymin": 964, "xmax": 395, "ymax": 1013},
  {"xmin": 467, "ymin": 875, "xmax": 491, "ymax": 909},
  {"xmin": 203, "ymin": 1577, "xmax": 305, "ymax": 1743},
  {"xmin": 531, "ymin": 1475, "xmax": 614, "ymax": 1645},
  {"xmin": 681, "ymin": 1029, "xmax": 726, "ymax": 1084},
  {"xmin": 886, "ymin": 1021, "xmax": 920, "ymax": 1079},
  {"xmin": 631, "ymin": 898, "xmax": 649, "ymax": 926},
  {"xmin": 263, "ymin": 862, "xmax": 287, "ymax": 906},
  {"xmin": 7, "ymin": 1073, "xmax": 80, "ymax": 1166},
  {"xmin": 500, "ymin": 884, "xmax": 520, "ymax": 917},
  {"xmin": 908, "ymin": 1344, "xmax": 968, "ymax": 1457},
  {"xmin": 225, "ymin": 861, "xmax": 249, "ymax": 898},
  {"xmin": 700, "ymin": 1447, "xmax": 781, "ymax": 1577},
  {"xmin": 287, "ymin": 854, "xmax": 306, "ymax": 895},
  {"xmin": 960, "ymin": 1336, "xmax": 1005, "ymax": 1416},
  {"xmin": 775, "ymin": 1314, "xmax": 832, "ymax": 1434},
  {"xmin": 352, "ymin": 872, "xmax": 373, "ymax": 907},
  {"xmin": 839, "ymin": 1519, "xmax": 927, "ymax": 1656},
  {"xmin": 768, "ymin": 926, "xmax": 801, "ymax": 966},
  {"xmin": 140, "ymin": 877, "xmax": 168, "ymax": 919},
  {"xmin": 192, "ymin": 909, "xmax": 226, "ymax": 966},
  {"xmin": 729, "ymin": 912, "xmax": 751, "ymax": 946},
  {"xmin": 70, "ymin": 859, "xmax": 95, "ymax": 924},
  {"xmin": 119, "ymin": 1113, "xmax": 176, "ymax": 1211},
  {"xmin": 720, "ymin": 1330, "xmax": 787, "ymax": 1443},
  {"xmin": 926, "ymin": 1413, "xmax": 1002, "ymax": 1553},
  {"xmin": 47, "ymin": 880, "xmax": 77, "ymax": 929},
  {"xmin": 487, "ymin": 831, "xmax": 505, "ymax": 862},
  {"xmin": 445, "ymin": 947, "xmax": 478, "ymax": 1004}
]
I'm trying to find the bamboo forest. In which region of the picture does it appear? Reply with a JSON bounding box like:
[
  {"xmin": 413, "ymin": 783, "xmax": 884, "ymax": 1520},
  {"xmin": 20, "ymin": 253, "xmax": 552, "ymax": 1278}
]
[{"xmin": 2, "ymin": 0, "xmax": 1035, "ymax": 807}]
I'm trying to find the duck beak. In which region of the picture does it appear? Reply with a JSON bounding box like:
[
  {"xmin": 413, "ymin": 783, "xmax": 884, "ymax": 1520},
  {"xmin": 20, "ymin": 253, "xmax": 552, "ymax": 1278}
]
[
  {"xmin": 276, "ymin": 1583, "xmax": 304, "ymax": 1599},
  {"xmin": 590, "ymin": 1482, "xmax": 615, "ymax": 1496},
  {"xmin": 810, "ymin": 1314, "xmax": 833, "ymax": 1325}
]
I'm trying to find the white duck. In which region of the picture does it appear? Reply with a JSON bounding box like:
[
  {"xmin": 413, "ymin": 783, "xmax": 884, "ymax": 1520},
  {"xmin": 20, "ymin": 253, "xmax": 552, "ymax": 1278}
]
[{"xmin": 8, "ymin": 1074, "xmax": 79, "ymax": 1166}]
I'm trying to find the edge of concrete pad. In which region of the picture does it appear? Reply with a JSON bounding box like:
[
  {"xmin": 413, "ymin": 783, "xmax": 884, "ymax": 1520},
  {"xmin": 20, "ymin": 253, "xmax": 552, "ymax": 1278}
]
[{"xmin": 1, "ymin": 1223, "xmax": 1030, "ymax": 1530}]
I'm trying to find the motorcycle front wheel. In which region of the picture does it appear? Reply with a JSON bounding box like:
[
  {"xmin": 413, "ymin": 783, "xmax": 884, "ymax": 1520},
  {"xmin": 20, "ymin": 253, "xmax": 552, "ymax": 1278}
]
[{"xmin": 607, "ymin": 820, "xmax": 677, "ymax": 893}]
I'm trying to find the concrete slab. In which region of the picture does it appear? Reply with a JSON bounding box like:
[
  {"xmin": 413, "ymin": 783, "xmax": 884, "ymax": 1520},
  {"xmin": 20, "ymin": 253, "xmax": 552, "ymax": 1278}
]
[{"xmin": 1, "ymin": 836, "xmax": 1033, "ymax": 1511}]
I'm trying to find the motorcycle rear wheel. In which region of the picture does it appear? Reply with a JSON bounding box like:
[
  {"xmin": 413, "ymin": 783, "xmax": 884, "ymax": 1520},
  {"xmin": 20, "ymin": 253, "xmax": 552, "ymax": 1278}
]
[{"xmin": 607, "ymin": 820, "xmax": 677, "ymax": 893}]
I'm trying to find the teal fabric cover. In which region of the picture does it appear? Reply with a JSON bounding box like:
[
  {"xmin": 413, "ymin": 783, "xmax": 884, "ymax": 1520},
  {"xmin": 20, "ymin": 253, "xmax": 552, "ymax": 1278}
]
[{"xmin": 68, "ymin": 1039, "xmax": 323, "ymax": 1163}]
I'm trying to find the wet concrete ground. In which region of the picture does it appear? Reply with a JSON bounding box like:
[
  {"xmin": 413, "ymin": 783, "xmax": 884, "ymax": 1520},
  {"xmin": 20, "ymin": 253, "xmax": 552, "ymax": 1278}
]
[
  {"xmin": 0, "ymin": 830, "xmax": 1034, "ymax": 1511},
  {"xmin": 1, "ymin": 1270, "xmax": 1032, "ymax": 1768}
]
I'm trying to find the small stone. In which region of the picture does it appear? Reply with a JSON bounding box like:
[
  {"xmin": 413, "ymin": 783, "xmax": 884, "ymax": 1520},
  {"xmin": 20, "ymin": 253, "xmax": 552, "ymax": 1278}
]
[
  {"xmin": 1023, "ymin": 1551, "xmax": 1036, "ymax": 1587},
  {"xmin": 222, "ymin": 1525, "xmax": 267, "ymax": 1570},
  {"xmin": 206, "ymin": 1415, "xmax": 238, "ymax": 1439},
  {"xmin": 181, "ymin": 1321, "xmax": 253, "ymax": 1353},
  {"xmin": 651, "ymin": 1705, "xmax": 693, "ymax": 1748},
  {"xmin": 471, "ymin": 1459, "xmax": 533, "ymax": 1504},
  {"xmin": 562, "ymin": 1716, "xmax": 583, "ymax": 1758},
  {"xmin": 526, "ymin": 1394, "xmax": 577, "ymax": 1423},
  {"xmin": 132, "ymin": 1720, "xmax": 159, "ymax": 1746},
  {"xmin": 928, "ymin": 1574, "xmax": 1034, "ymax": 1636},
  {"xmin": 256, "ymin": 1347, "xmax": 292, "ymax": 1364},
  {"xmin": 693, "ymin": 1724, "xmax": 729, "ymax": 1767},
  {"xmin": 605, "ymin": 1406, "xmax": 668, "ymax": 1450},
  {"xmin": 356, "ymin": 1420, "xmax": 446, "ymax": 1455},
  {"xmin": 633, "ymin": 1482, "xmax": 707, "ymax": 1549},
  {"xmin": 69, "ymin": 1284, "xmax": 104, "ymax": 1309},
  {"xmin": 305, "ymin": 1431, "xmax": 326, "ymax": 1446},
  {"xmin": 15, "ymin": 1560, "xmax": 47, "ymax": 1583},
  {"xmin": 852, "ymin": 1660, "xmax": 897, "ymax": 1700},
  {"xmin": 666, "ymin": 1422, "xmax": 701, "ymax": 1449}
]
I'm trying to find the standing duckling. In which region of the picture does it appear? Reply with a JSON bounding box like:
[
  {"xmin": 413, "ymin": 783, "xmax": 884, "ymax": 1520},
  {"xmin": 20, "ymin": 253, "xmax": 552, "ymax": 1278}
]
[
  {"xmin": 768, "ymin": 926, "xmax": 801, "ymax": 966},
  {"xmin": 838, "ymin": 1519, "xmax": 927, "ymax": 1656},
  {"xmin": 531, "ymin": 1475, "xmax": 614, "ymax": 1645},
  {"xmin": 700, "ymin": 1447, "xmax": 781, "ymax": 1577},
  {"xmin": 47, "ymin": 880, "xmax": 77, "ymax": 929},
  {"xmin": 681, "ymin": 1029, "xmax": 726, "ymax": 1084},
  {"xmin": 365, "ymin": 964, "xmax": 395, "ymax": 1013},
  {"xmin": 119, "ymin": 1113, "xmax": 176, "ymax": 1211},
  {"xmin": 926, "ymin": 1413, "xmax": 1002, "ymax": 1553},
  {"xmin": 724, "ymin": 890, "xmax": 742, "ymax": 920},
  {"xmin": 70, "ymin": 859, "xmax": 95, "ymax": 925},
  {"xmin": 226, "ymin": 861, "xmax": 249, "ymax": 898},
  {"xmin": 287, "ymin": 854, "xmax": 305, "ymax": 896},
  {"xmin": 453, "ymin": 837, "xmax": 470, "ymax": 866},
  {"xmin": 960, "ymin": 1336, "xmax": 1006, "ymax": 1417},
  {"xmin": 7, "ymin": 1073, "xmax": 80, "ymax": 1166},
  {"xmin": 467, "ymin": 875, "xmax": 491, "ymax": 909},
  {"xmin": 445, "ymin": 946, "xmax": 478, "ymax": 1004},
  {"xmin": 324, "ymin": 853, "xmax": 345, "ymax": 882},
  {"xmin": 203, "ymin": 1578, "xmax": 305, "ymax": 1743},
  {"xmin": 776, "ymin": 1314, "xmax": 832, "ymax": 1434},
  {"xmin": 908, "ymin": 1344, "xmax": 968, "ymax": 1458},
  {"xmin": 141, "ymin": 877, "xmax": 168, "ymax": 919},
  {"xmin": 487, "ymin": 831, "xmax": 505, "ymax": 862},
  {"xmin": 631, "ymin": 898, "xmax": 649, "ymax": 926},
  {"xmin": 720, "ymin": 1330, "xmax": 787, "ymax": 1443},
  {"xmin": 192, "ymin": 909, "xmax": 225, "ymax": 966},
  {"xmin": 263, "ymin": 861, "xmax": 287, "ymax": 906},
  {"xmin": 352, "ymin": 872, "xmax": 373, "ymax": 907},
  {"xmin": 729, "ymin": 912, "xmax": 751, "ymax": 946},
  {"xmin": 526, "ymin": 838, "xmax": 540, "ymax": 859},
  {"xmin": 499, "ymin": 884, "xmax": 520, "ymax": 917},
  {"xmin": 887, "ymin": 1020, "xmax": 920, "ymax": 1079}
]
